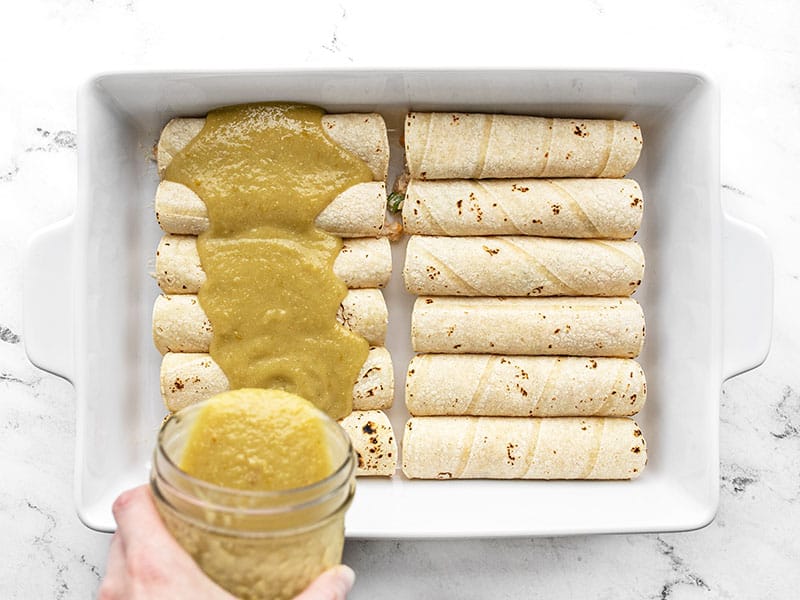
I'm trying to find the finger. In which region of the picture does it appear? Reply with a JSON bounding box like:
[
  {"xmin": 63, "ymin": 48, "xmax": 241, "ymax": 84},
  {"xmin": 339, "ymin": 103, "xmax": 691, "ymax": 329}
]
[
  {"xmin": 295, "ymin": 565, "xmax": 356, "ymax": 600},
  {"xmin": 112, "ymin": 485, "xmax": 184, "ymax": 556},
  {"xmin": 104, "ymin": 532, "xmax": 127, "ymax": 577},
  {"xmin": 97, "ymin": 533, "xmax": 127, "ymax": 599},
  {"xmin": 111, "ymin": 485, "xmax": 233, "ymax": 598}
]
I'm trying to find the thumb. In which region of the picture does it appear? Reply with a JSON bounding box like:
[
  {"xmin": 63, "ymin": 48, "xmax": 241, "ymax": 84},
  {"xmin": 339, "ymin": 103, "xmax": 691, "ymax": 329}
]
[{"xmin": 295, "ymin": 565, "xmax": 356, "ymax": 600}]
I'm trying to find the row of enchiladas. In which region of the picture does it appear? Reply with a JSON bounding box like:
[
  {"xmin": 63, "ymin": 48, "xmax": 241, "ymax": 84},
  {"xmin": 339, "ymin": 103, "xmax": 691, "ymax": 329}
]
[{"xmin": 151, "ymin": 109, "xmax": 648, "ymax": 481}]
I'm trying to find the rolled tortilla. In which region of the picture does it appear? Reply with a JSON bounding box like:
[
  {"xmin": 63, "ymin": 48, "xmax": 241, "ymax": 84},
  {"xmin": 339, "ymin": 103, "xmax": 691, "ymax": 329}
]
[
  {"xmin": 339, "ymin": 410, "xmax": 397, "ymax": 476},
  {"xmin": 335, "ymin": 289, "xmax": 389, "ymax": 347},
  {"xmin": 157, "ymin": 114, "xmax": 390, "ymax": 181},
  {"xmin": 155, "ymin": 118, "xmax": 204, "ymax": 177},
  {"xmin": 405, "ymin": 113, "xmax": 642, "ymax": 179},
  {"xmin": 156, "ymin": 234, "xmax": 392, "ymax": 294},
  {"xmin": 161, "ymin": 347, "xmax": 394, "ymax": 412},
  {"xmin": 334, "ymin": 237, "xmax": 392, "ymax": 288},
  {"xmin": 402, "ymin": 178, "xmax": 643, "ymax": 238},
  {"xmin": 406, "ymin": 354, "xmax": 646, "ymax": 417},
  {"xmin": 404, "ymin": 235, "xmax": 644, "ymax": 297},
  {"xmin": 153, "ymin": 289, "xmax": 388, "ymax": 353},
  {"xmin": 402, "ymin": 416, "xmax": 646, "ymax": 480},
  {"xmin": 411, "ymin": 297, "xmax": 644, "ymax": 357},
  {"xmin": 155, "ymin": 180, "xmax": 387, "ymax": 238}
]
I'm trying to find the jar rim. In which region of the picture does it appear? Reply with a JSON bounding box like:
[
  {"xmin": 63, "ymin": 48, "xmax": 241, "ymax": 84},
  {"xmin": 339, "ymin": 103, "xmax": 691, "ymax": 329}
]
[
  {"xmin": 155, "ymin": 399, "xmax": 356, "ymax": 505},
  {"xmin": 151, "ymin": 471, "xmax": 356, "ymax": 538}
]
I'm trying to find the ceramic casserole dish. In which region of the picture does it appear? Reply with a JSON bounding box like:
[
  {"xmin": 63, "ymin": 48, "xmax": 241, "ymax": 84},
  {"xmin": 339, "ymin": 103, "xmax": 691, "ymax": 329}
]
[{"xmin": 24, "ymin": 69, "xmax": 772, "ymax": 537}]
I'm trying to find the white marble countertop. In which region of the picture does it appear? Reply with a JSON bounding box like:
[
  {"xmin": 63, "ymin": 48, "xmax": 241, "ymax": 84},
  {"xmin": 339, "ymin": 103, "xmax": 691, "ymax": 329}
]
[{"xmin": 2, "ymin": 1, "xmax": 798, "ymax": 598}]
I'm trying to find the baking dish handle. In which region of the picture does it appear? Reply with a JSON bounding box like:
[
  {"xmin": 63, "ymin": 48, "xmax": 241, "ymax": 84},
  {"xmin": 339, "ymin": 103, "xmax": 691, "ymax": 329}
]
[
  {"xmin": 23, "ymin": 217, "xmax": 75, "ymax": 383},
  {"xmin": 721, "ymin": 212, "xmax": 773, "ymax": 381}
]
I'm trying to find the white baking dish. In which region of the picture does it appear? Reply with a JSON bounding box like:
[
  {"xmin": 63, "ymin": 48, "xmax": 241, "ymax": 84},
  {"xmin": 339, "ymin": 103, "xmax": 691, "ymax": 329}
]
[{"xmin": 24, "ymin": 69, "xmax": 772, "ymax": 537}]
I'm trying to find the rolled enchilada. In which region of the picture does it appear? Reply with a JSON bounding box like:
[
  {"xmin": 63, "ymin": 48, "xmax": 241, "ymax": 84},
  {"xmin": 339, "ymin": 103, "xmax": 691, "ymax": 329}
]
[
  {"xmin": 402, "ymin": 178, "xmax": 643, "ymax": 238},
  {"xmin": 404, "ymin": 235, "xmax": 644, "ymax": 297},
  {"xmin": 158, "ymin": 115, "xmax": 390, "ymax": 181},
  {"xmin": 402, "ymin": 416, "xmax": 646, "ymax": 480},
  {"xmin": 406, "ymin": 354, "xmax": 646, "ymax": 416},
  {"xmin": 156, "ymin": 180, "xmax": 388, "ymax": 238},
  {"xmin": 339, "ymin": 410, "xmax": 397, "ymax": 476},
  {"xmin": 405, "ymin": 112, "xmax": 642, "ymax": 179},
  {"xmin": 411, "ymin": 296, "xmax": 644, "ymax": 357},
  {"xmin": 161, "ymin": 347, "xmax": 394, "ymax": 413},
  {"xmin": 153, "ymin": 289, "xmax": 388, "ymax": 354},
  {"xmin": 157, "ymin": 234, "xmax": 392, "ymax": 293}
]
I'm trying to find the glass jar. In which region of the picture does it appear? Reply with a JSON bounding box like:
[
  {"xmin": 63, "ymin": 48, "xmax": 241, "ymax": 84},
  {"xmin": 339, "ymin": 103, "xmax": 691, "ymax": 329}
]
[{"xmin": 150, "ymin": 401, "xmax": 356, "ymax": 600}]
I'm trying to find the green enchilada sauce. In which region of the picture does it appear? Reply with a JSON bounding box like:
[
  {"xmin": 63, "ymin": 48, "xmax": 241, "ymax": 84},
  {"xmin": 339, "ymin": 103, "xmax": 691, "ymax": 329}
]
[{"xmin": 164, "ymin": 103, "xmax": 372, "ymax": 420}]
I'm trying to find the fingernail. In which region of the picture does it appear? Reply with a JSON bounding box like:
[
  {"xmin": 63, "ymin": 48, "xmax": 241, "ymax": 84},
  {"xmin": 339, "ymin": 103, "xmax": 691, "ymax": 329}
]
[{"xmin": 336, "ymin": 565, "xmax": 356, "ymax": 593}]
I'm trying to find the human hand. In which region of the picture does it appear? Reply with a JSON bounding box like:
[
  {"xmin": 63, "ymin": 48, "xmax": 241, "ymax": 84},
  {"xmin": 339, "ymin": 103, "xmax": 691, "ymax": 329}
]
[{"xmin": 98, "ymin": 485, "xmax": 355, "ymax": 600}]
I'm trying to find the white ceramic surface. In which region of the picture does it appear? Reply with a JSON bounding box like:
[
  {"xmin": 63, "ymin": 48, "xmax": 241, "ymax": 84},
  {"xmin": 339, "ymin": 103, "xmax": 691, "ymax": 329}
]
[{"xmin": 23, "ymin": 70, "xmax": 770, "ymax": 537}]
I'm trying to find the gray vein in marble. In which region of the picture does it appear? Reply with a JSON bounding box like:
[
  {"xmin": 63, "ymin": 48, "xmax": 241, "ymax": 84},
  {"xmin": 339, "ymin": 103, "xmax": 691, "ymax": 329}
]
[
  {"xmin": 771, "ymin": 385, "xmax": 799, "ymax": 439},
  {"xmin": 0, "ymin": 166, "xmax": 19, "ymax": 182},
  {"xmin": 321, "ymin": 5, "xmax": 353, "ymax": 62},
  {"xmin": 25, "ymin": 500, "xmax": 71, "ymax": 599},
  {"xmin": 721, "ymin": 183, "xmax": 748, "ymax": 197},
  {"xmin": 78, "ymin": 555, "xmax": 102, "ymax": 582},
  {"xmin": 720, "ymin": 462, "xmax": 759, "ymax": 495},
  {"xmin": 25, "ymin": 129, "xmax": 77, "ymax": 153},
  {"xmin": 1, "ymin": 372, "xmax": 30, "ymax": 385},
  {"xmin": 0, "ymin": 371, "xmax": 42, "ymax": 387},
  {"xmin": 590, "ymin": 0, "xmax": 606, "ymax": 14},
  {"xmin": 719, "ymin": 384, "xmax": 758, "ymax": 434},
  {"xmin": 321, "ymin": 27, "xmax": 341, "ymax": 53},
  {"xmin": 654, "ymin": 537, "xmax": 711, "ymax": 599},
  {"xmin": 718, "ymin": 388, "xmax": 738, "ymax": 428},
  {"xmin": 0, "ymin": 326, "xmax": 20, "ymax": 344},
  {"xmin": 26, "ymin": 500, "xmax": 56, "ymax": 546},
  {"xmin": 3, "ymin": 416, "xmax": 20, "ymax": 432}
]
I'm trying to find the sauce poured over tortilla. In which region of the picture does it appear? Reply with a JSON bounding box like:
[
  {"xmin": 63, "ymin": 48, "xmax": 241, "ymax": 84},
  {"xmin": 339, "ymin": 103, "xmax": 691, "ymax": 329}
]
[{"xmin": 165, "ymin": 103, "xmax": 372, "ymax": 419}]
